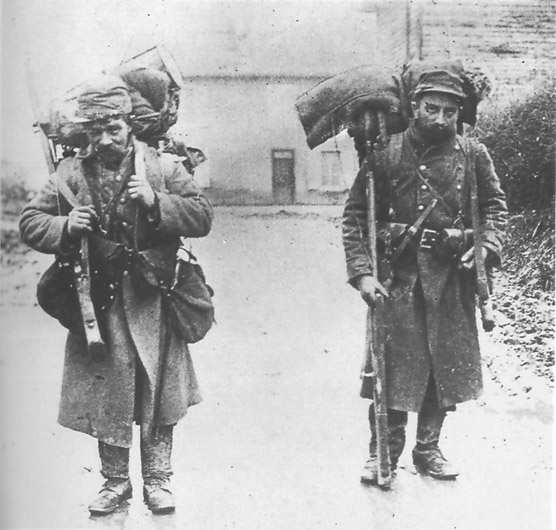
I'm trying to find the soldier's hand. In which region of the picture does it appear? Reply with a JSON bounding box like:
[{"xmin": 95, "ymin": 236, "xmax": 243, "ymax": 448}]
[
  {"xmin": 127, "ymin": 174, "xmax": 156, "ymax": 209},
  {"xmin": 67, "ymin": 206, "xmax": 97, "ymax": 239},
  {"xmin": 460, "ymin": 247, "xmax": 489, "ymax": 270},
  {"xmin": 357, "ymin": 275, "xmax": 389, "ymax": 307}
]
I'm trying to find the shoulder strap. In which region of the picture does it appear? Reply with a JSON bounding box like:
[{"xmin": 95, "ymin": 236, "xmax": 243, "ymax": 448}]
[
  {"xmin": 378, "ymin": 133, "xmax": 403, "ymax": 176},
  {"xmin": 52, "ymin": 173, "xmax": 81, "ymax": 210}
]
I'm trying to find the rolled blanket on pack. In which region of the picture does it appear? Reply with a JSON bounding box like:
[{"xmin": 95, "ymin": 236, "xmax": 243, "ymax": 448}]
[
  {"xmin": 115, "ymin": 65, "xmax": 180, "ymax": 140},
  {"xmin": 38, "ymin": 67, "xmax": 179, "ymax": 147},
  {"xmin": 295, "ymin": 65, "xmax": 409, "ymax": 150},
  {"xmin": 295, "ymin": 59, "xmax": 494, "ymax": 150}
]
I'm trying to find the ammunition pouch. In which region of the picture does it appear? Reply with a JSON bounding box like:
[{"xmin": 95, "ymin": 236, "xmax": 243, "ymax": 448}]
[
  {"xmin": 88, "ymin": 237, "xmax": 214, "ymax": 343},
  {"xmin": 434, "ymin": 228, "xmax": 474, "ymax": 260},
  {"xmin": 88, "ymin": 237, "xmax": 181, "ymax": 308},
  {"xmin": 376, "ymin": 222, "xmax": 474, "ymax": 261},
  {"xmin": 37, "ymin": 200, "xmax": 215, "ymax": 343},
  {"xmin": 376, "ymin": 222, "xmax": 410, "ymax": 255},
  {"xmin": 88, "ymin": 235, "xmax": 130, "ymax": 312}
]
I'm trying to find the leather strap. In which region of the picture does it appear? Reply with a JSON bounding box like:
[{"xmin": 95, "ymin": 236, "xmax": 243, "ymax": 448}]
[
  {"xmin": 53, "ymin": 173, "xmax": 81, "ymax": 210},
  {"xmin": 389, "ymin": 198, "xmax": 438, "ymax": 262}
]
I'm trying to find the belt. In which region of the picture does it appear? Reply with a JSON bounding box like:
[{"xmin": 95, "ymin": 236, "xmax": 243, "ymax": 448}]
[{"xmin": 390, "ymin": 199, "xmax": 438, "ymax": 261}]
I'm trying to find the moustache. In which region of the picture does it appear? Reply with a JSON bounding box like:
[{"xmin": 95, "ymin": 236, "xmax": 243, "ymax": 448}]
[
  {"xmin": 95, "ymin": 144, "xmax": 118, "ymax": 153},
  {"xmin": 426, "ymin": 124, "xmax": 449, "ymax": 134},
  {"xmin": 422, "ymin": 124, "xmax": 455, "ymax": 141}
]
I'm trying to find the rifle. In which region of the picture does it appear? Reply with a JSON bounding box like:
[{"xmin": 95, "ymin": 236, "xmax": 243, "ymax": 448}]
[
  {"xmin": 360, "ymin": 110, "xmax": 392, "ymax": 488},
  {"xmin": 25, "ymin": 58, "xmax": 106, "ymax": 360},
  {"xmin": 468, "ymin": 146, "xmax": 495, "ymax": 332}
]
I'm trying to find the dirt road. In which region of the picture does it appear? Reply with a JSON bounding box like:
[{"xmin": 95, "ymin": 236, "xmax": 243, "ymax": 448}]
[{"xmin": 0, "ymin": 206, "xmax": 552, "ymax": 529}]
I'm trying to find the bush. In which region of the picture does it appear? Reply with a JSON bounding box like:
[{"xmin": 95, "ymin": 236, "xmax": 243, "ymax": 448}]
[
  {"xmin": 503, "ymin": 208, "xmax": 555, "ymax": 293},
  {"xmin": 472, "ymin": 77, "xmax": 555, "ymax": 211},
  {"xmin": 1, "ymin": 163, "xmax": 33, "ymax": 215}
]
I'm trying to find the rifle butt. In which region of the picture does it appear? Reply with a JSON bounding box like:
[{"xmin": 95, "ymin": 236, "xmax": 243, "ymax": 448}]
[
  {"xmin": 479, "ymin": 297, "xmax": 495, "ymax": 332},
  {"xmin": 75, "ymin": 237, "xmax": 107, "ymax": 361},
  {"xmin": 75, "ymin": 277, "xmax": 107, "ymax": 361},
  {"xmin": 364, "ymin": 299, "xmax": 393, "ymax": 488}
]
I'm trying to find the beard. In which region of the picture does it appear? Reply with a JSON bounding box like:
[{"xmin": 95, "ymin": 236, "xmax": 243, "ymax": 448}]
[
  {"xmin": 413, "ymin": 117, "xmax": 457, "ymax": 145},
  {"xmin": 95, "ymin": 144, "xmax": 129, "ymax": 167},
  {"xmin": 423, "ymin": 124, "xmax": 456, "ymax": 144}
]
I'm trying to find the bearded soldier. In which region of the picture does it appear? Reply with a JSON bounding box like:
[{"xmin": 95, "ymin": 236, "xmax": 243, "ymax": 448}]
[
  {"xmin": 342, "ymin": 69, "xmax": 507, "ymax": 484},
  {"xmin": 20, "ymin": 76, "xmax": 213, "ymax": 514}
]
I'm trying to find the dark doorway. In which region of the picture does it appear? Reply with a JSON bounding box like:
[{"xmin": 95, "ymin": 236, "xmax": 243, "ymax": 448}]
[{"xmin": 272, "ymin": 149, "xmax": 295, "ymax": 204}]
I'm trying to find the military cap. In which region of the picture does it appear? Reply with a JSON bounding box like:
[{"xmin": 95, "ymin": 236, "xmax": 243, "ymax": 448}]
[
  {"xmin": 412, "ymin": 69, "xmax": 466, "ymax": 101},
  {"xmin": 74, "ymin": 75, "xmax": 132, "ymax": 122}
]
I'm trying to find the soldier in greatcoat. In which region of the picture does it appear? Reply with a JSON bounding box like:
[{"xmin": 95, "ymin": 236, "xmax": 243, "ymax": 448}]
[
  {"xmin": 20, "ymin": 76, "xmax": 213, "ymax": 514},
  {"xmin": 342, "ymin": 70, "xmax": 507, "ymax": 484}
]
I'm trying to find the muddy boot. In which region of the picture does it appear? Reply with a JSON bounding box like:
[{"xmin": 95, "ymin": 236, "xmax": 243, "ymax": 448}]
[
  {"xmin": 412, "ymin": 445, "xmax": 459, "ymax": 480},
  {"xmin": 412, "ymin": 383, "xmax": 458, "ymax": 480},
  {"xmin": 88, "ymin": 442, "xmax": 132, "ymax": 515},
  {"xmin": 361, "ymin": 406, "xmax": 408, "ymax": 485},
  {"xmin": 141, "ymin": 425, "xmax": 175, "ymax": 514}
]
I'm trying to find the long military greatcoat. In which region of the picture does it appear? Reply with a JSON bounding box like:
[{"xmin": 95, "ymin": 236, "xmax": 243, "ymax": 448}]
[
  {"xmin": 20, "ymin": 140, "xmax": 213, "ymax": 447},
  {"xmin": 342, "ymin": 128, "xmax": 507, "ymax": 411}
]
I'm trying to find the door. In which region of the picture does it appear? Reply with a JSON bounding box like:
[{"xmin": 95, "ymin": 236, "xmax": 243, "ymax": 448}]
[{"xmin": 272, "ymin": 149, "xmax": 295, "ymax": 204}]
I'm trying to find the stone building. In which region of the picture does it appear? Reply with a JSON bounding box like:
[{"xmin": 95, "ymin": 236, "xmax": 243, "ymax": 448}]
[{"xmin": 126, "ymin": 0, "xmax": 554, "ymax": 205}]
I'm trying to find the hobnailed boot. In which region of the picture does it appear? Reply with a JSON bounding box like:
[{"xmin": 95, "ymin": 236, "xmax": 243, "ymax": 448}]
[
  {"xmin": 89, "ymin": 442, "xmax": 132, "ymax": 515},
  {"xmin": 412, "ymin": 385, "xmax": 459, "ymax": 480},
  {"xmin": 361, "ymin": 406, "xmax": 408, "ymax": 486},
  {"xmin": 88, "ymin": 479, "xmax": 133, "ymax": 515},
  {"xmin": 141, "ymin": 425, "xmax": 175, "ymax": 514},
  {"xmin": 412, "ymin": 445, "xmax": 459, "ymax": 480}
]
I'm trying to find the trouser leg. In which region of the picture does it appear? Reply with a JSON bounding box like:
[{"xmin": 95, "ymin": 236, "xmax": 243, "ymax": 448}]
[
  {"xmin": 415, "ymin": 375, "xmax": 446, "ymax": 450},
  {"xmin": 140, "ymin": 424, "xmax": 174, "ymax": 482},
  {"xmin": 368, "ymin": 404, "xmax": 408, "ymax": 470},
  {"xmin": 141, "ymin": 424, "xmax": 176, "ymax": 514},
  {"xmin": 98, "ymin": 441, "xmax": 130, "ymax": 480},
  {"xmin": 412, "ymin": 374, "xmax": 459, "ymax": 479},
  {"xmin": 89, "ymin": 442, "xmax": 132, "ymax": 515}
]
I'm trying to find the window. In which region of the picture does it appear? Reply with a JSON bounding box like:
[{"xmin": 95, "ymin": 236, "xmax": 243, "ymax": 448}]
[{"xmin": 320, "ymin": 150, "xmax": 343, "ymax": 189}]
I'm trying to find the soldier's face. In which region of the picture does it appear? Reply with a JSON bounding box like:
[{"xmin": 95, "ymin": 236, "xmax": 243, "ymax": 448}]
[
  {"xmin": 412, "ymin": 93, "xmax": 460, "ymax": 143},
  {"xmin": 85, "ymin": 117, "xmax": 132, "ymax": 165}
]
